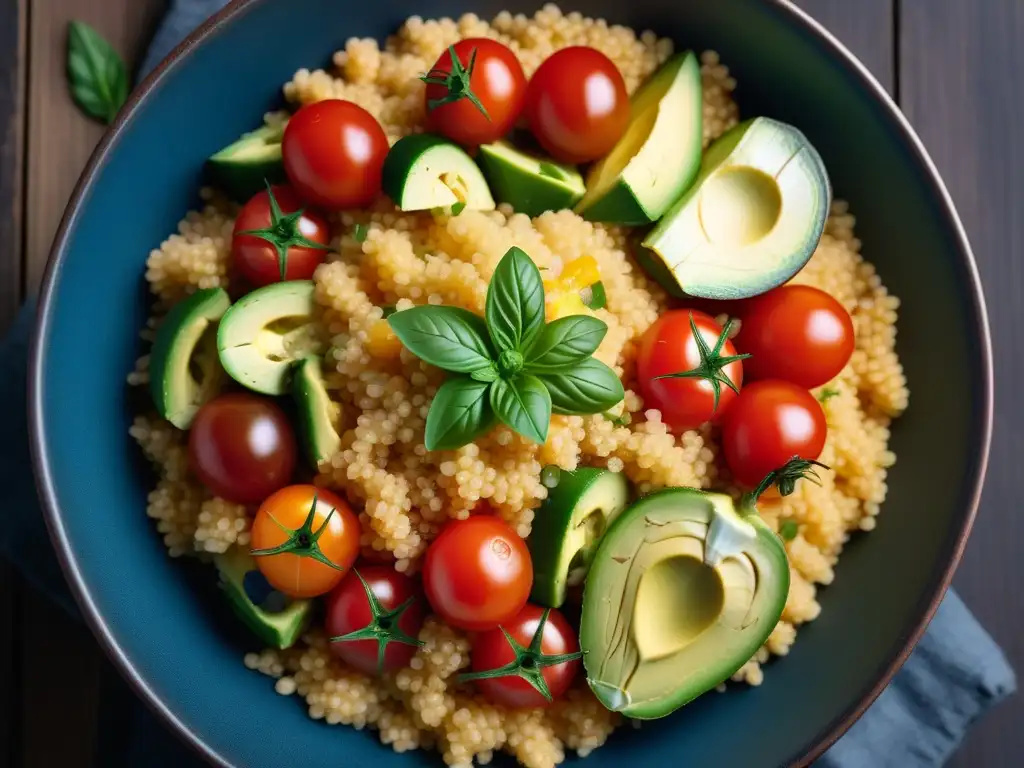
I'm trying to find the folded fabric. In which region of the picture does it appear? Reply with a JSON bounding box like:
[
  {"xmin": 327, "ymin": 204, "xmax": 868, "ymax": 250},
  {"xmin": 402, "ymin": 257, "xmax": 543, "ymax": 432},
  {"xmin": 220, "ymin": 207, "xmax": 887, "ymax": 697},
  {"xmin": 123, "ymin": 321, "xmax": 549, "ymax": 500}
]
[{"xmin": 3, "ymin": 1, "xmax": 1016, "ymax": 765}]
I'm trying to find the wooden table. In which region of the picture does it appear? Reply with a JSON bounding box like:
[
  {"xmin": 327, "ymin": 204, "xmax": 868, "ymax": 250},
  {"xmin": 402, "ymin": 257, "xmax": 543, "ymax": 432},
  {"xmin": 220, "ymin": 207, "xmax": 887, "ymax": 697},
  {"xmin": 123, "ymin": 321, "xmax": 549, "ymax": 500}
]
[{"xmin": 0, "ymin": 0, "xmax": 1020, "ymax": 765}]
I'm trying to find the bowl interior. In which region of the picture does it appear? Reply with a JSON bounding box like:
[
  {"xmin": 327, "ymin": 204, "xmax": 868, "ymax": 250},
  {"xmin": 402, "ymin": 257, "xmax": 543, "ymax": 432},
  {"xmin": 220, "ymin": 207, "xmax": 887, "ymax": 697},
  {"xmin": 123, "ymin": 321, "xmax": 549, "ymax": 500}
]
[{"xmin": 32, "ymin": 0, "xmax": 989, "ymax": 766}]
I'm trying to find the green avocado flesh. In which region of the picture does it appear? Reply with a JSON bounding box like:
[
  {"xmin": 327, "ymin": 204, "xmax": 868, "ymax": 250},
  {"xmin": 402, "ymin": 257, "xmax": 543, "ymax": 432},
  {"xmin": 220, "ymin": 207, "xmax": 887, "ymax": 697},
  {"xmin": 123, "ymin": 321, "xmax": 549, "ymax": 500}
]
[
  {"xmin": 206, "ymin": 122, "xmax": 288, "ymax": 203},
  {"xmin": 382, "ymin": 134, "xmax": 495, "ymax": 212},
  {"xmin": 217, "ymin": 280, "xmax": 324, "ymax": 396},
  {"xmin": 528, "ymin": 467, "xmax": 631, "ymax": 608},
  {"xmin": 575, "ymin": 51, "xmax": 703, "ymax": 225},
  {"xmin": 149, "ymin": 287, "xmax": 231, "ymax": 429},
  {"xmin": 477, "ymin": 141, "xmax": 585, "ymax": 217},
  {"xmin": 292, "ymin": 355, "xmax": 341, "ymax": 468},
  {"xmin": 639, "ymin": 116, "xmax": 831, "ymax": 300},
  {"xmin": 580, "ymin": 488, "xmax": 789, "ymax": 719},
  {"xmin": 214, "ymin": 547, "xmax": 312, "ymax": 649}
]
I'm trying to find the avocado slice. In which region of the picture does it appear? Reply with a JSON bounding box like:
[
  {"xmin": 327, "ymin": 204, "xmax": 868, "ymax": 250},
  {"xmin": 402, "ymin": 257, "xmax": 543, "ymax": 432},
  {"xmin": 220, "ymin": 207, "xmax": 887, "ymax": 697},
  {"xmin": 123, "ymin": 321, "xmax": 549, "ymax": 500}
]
[
  {"xmin": 382, "ymin": 134, "xmax": 495, "ymax": 212},
  {"xmin": 639, "ymin": 116, "xmax": 831, "ymax": 300},
  {"xmin": 205, "ymin": 122, "xmax": 288, "ymax": 203},
  {"xmin": 477, "ymin": 141, "xmax": 585, "ymax": 217},
  {"xmin": 217, "ymin": 280, "xmax": 324, "ymax": 395},
  {"xmin": 149, "ymin": 287, "xmax": 231, "ymax": 429},
  {"xmin": 215, "ymin": 547, "xmax": 312, "ymax": 649},
  {"xmin": 575, "ymin": 52, "xmax": 703, "ymax": 225},
  {"xmin": 292, "ymin": 355, "xmax": 341, "ymax": 468},
  {"xmin": 528, "ymin": 467, "xmax": 630, "ymax": 608},
  {"xmin": 580, "ymin": 487, "xmax": 789, "ymax": 719}
]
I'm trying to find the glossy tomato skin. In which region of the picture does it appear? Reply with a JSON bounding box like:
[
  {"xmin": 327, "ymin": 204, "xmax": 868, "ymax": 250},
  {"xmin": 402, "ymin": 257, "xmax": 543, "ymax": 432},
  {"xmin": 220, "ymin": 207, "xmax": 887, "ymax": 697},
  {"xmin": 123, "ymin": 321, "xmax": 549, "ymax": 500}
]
[
  {"xmin": 470, "ymin": 604, "xmax": 580, "ymax": 708},
  {"xmin": 231, "ymin": 185, "xmax": 330, "ymax": 287},
  {"xmin": 735, "ymin": 285, "xmax": 855, "ymax": 389},
  {"xmin": 422, "ymin": 516, "xmax": 532, "ymax": 632},
  {"xmin": 188, "ymin": 393, "xmax": 297, "ymax": 504},
  {"xmin": 250, "ymin": 485, "xmax": 360, "ymax": 598},
  {"xmin": 325, "ymin": 566, "xmax": 426, "ymax": 675},
  {"xmin": 424, "ymin": 38, "xmax": 527, "ymax": 147},
  {"xmin": 721, "ymin": 380, "xmax": 828, "ymax": 489},
  {"xmin": 636, "ymin": 309, "xmax": 745, "ymax": 431},
  {"xmin": 281, "ymin": 99, "xmax": 389, "ymax": 209},
  {"xmin": 524, "ymin": 46, "xmax": 629, "ymax": 164}
]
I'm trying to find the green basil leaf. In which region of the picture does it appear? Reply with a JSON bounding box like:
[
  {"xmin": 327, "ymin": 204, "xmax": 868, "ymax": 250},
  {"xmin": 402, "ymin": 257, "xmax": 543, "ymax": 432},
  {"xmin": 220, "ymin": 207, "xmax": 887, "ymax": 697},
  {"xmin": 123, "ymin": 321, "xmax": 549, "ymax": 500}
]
[
  {"xmin": 540, "ymin": 359, "xmax": 625, "ymax": 415},
  {"xmin": 486, "ymin": 246, "xmax": 545, "ymax": 353},
  {"xmin": 470, "ymin": 364, "xmax": 499, "ymax": 383},
  {"xmin": 425, "ymin": 377, "xmax": 496, "ymax": 451},
  {"xmin": 387, "ymin": 306, "xmax": 495, "ymax": 373},
  {"xmin": 524, "ymin": 315, "xmax": 608, "ymax": 373},
  {"xmin": 490, "ymin": 375, "xmax": 551, "ymax": 445},
  {"xmin": 66, "ymin": 21, "xmax": 128, "ymax": 124}
]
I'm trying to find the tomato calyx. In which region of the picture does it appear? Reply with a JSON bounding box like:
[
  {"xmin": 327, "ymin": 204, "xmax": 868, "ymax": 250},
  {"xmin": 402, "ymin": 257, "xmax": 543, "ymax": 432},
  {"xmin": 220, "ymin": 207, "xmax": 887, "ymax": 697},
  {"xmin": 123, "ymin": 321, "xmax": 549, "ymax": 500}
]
[
  {"xmin": 235, "ymin": 181, "xmax": 331, "ymax": 281},
  {"xmin": 743, "ymin": 456, "xmax": 831, "ymax": 510},
  {"xmin": 249, "ymin": 493, "xmax": 345, "ymax": 570},
  {"xmin": 458, "ymin": 608, "xmax": 583, "ymax": 702},
  {"xmin": 651, "ymin": 312, "xmax": 751, "ymax": 415},
  {"xmin": 420, "ymin": 45, "xmax": 491, "ymax": 120},
  {"xmin": 328, "ymin": 569, "xmax": 425, "ymax": 676}
]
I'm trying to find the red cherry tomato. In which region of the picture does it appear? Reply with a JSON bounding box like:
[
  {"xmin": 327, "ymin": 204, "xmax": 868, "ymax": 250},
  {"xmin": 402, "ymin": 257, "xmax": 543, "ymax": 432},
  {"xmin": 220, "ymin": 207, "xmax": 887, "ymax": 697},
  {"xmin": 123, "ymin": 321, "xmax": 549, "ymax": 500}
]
[
  {"xmin": 188, "ymin": 393, "xmax": 296, "ymax": 504},
  {"xmin": 735, "ymin": 285, "xmax": 855, "ymax": 389},
  {"xmin": 231, "ymin": 185, "xmax": 330, "ymax": 287},
  {"xmin": 422, "ymin": 516, "xmax": 532, "ymax": 631},
  {"xmin": 635, "ymin": 309, "xmax": 746, "ymax": 431},
  {"xmin": 250, "ymin": 485, "xmax": 360, "ymax": 599},
  {"xmin": 325, "ymin": 566, "xmax": 426, "ymax": 676},
  {"xmin": 423, "ymin": 38, "xmax": 527, "ymax": 147},
  {"xmin": 467, "ymin": 604, "xmax": 580, "ymax": 708},
  {"xmin": 524, "ymin": 46, "xmax": 629, "ymax": 164},
  {"xmin": 281, "ymin": 99, "xmax": 389, "ymax": 209},
  {"xmin": 721, "ymin": 380, "xmax": 827, "ymax": 489}
]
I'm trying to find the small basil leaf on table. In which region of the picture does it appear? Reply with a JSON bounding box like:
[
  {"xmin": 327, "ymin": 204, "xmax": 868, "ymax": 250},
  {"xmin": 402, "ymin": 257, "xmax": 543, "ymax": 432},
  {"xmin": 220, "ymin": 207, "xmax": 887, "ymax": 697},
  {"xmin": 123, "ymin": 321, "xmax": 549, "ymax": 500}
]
[
  {"xmin": 490, "ymin": 375, "xmax": 552, "ymax": 445},
  {"xmin": 486, "ymin": 246, "xmax": 546, "ymax": 353},
  {"xmin": 66, "ymin": 21, "xmax": 129, "ymax": 124},
  {"xmin": 540, "ymin": 359, "xmax": 625, "ymax": 415},
  {"xmin": 524, "ymin": 315, "xmax": 608, "ymax": 373},
  {"xmin": 387, "ymin": 306, "xmax": 495, "ymax": 373},
  {"xmin": 424, "ymin": 377, "xmax": 496, "ymax": 451}
]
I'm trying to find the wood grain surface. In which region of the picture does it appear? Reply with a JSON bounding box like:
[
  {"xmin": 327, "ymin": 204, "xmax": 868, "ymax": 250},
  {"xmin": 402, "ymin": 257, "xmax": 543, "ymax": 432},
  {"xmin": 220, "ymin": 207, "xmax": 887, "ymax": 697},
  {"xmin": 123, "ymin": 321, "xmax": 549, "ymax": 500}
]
[
  {"xmin": 1, "ymin": 0, "xmax": 1021, "ymax": 766},
  {"xmin": 901, "ymin": 2, "xmax": 1024, "ymax": 764}
]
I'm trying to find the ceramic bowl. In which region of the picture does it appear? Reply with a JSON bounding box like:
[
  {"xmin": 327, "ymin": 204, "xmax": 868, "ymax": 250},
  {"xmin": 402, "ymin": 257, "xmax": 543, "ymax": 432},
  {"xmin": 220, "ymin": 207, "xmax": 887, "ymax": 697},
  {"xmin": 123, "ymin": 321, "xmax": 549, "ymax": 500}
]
[{"xmin": 29, "ymin": 0, "xmax": 992, "ymax": 766}]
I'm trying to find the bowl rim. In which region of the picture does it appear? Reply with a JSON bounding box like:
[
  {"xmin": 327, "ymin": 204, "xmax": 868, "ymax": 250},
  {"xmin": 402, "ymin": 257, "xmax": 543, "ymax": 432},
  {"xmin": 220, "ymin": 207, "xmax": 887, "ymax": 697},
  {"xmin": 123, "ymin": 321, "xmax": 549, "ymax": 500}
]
[{"xmin": 27, "ymin": 1, "xmax": 994, "ymax": 766}]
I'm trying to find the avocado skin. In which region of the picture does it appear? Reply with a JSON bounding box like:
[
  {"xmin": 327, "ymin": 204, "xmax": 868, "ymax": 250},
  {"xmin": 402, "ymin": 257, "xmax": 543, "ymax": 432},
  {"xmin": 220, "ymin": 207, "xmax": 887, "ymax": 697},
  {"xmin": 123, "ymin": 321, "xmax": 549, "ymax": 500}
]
[
  {"xmin": 292, "ymin": 355, "xmax": 341, "ymax": 468},
  {"xmin": 579, "ymin": 487, "xmax": 789, "ymax": 719},
  {"xmin": 149, "ymin": 287, "xmax": 231, "ymax": 429}
]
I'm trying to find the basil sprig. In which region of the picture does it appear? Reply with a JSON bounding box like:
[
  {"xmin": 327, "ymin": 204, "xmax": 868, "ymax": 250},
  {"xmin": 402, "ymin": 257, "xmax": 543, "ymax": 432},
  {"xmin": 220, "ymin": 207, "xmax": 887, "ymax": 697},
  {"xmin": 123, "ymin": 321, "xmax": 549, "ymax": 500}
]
[{"xmin": 388, "ymin": 246, "xmax": 625, "ymax": 450}]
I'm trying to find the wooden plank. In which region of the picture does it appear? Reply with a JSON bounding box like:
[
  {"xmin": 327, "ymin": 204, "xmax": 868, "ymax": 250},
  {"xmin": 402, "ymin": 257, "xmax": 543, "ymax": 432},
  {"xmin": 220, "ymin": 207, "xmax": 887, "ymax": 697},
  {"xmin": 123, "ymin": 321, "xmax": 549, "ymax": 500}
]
[
  {"xmin": 901, "ymin": 2, "xmax": 1024, "ymax": 765},
  {"xmin": 23, "ymin": 0, "xmax": 167, "ymax": 296},
  {"xmin": 792, "ymin": 0, "xmax": 895, "ymax": 94},
  {"xmin": 19, "ymin": 2, "xmax": 168, "ymax": 767}
]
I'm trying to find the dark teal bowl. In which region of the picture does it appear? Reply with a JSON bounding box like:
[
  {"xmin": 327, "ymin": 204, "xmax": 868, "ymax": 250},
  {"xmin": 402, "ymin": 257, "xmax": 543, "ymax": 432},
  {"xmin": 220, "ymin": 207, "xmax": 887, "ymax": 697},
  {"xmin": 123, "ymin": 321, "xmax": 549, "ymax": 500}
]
[{"xmin": 29, "ymin": 0, "xmax": 992, "ymax": 766}]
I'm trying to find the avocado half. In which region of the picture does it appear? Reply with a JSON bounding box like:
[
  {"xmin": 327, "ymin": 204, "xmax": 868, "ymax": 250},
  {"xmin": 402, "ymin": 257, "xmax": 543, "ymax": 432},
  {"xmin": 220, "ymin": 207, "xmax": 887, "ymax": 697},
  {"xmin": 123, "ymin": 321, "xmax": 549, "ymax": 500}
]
[
  {"xmin": 292, "ymin": 355, "xmax": 342, "ymax": 468},
  {"xmin": 575, "ymin": 51, "xmax": 703, "ymax": 225},
  {"xmin": 217, "ymin": 280, "xmax": 324, "ymax": 396},
  {"xmin": 527, "ymin": 467, "xmax": 631, "ymax": 608},
  {"xmin": 149, "ymin": 287, "xmax": 231, "ymax": 429},
  {"xmin": 580, "ymin": 487, "xmax": 789, "ymax": 719},
  {"xmin": 638, "ymin": 116, "xmax": 831, "ymax": 300}
]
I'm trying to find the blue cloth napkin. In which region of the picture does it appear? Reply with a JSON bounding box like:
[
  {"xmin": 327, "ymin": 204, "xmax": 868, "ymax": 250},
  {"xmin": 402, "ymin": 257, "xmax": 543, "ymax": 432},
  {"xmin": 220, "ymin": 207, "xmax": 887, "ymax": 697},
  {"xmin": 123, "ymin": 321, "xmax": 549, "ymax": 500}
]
[{"xmin": 6, "ymin": 2, "xmax": 1017, "ymax": 764}]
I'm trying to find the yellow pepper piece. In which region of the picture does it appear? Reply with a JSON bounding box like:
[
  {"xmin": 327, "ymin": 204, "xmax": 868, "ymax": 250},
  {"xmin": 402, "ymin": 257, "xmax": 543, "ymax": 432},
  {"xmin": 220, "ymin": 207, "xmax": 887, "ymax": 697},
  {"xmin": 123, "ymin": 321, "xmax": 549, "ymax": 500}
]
[
  {"xmin": 544, "ymin": 255, "xmax": 603, "ymax": 321},
  {"xmin": 366, "ymin": 318, "xmax": 404, "ymax": 359}
]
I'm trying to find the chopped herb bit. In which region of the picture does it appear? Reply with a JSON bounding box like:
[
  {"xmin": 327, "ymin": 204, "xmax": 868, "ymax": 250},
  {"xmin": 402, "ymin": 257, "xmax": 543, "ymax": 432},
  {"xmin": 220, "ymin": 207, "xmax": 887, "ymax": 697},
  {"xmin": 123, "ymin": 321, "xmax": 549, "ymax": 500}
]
[
  {"xmin": 818, "ymin": 386, "xmax": 839, "ymax": 402},
  {"xmin": 354, "ymin": 223, "xmax": 369, "ymax": 243},
  {"xmin": 451, "ymin": 201, "xmax": 467, "ymax": 216},
  {"xmin": 779, "ymin": 520, "xmax": 799, "ymax": 541}
]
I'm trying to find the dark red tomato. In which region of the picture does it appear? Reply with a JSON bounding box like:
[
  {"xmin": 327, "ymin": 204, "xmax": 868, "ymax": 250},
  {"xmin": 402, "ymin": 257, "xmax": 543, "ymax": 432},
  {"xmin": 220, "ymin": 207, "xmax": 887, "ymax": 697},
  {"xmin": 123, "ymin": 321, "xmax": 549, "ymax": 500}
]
[
  {"xmin": 231, "ymin": 185, "xmax": 330, "ymax": 287},
  {"xmin": 635, "ymin": 309, "xmax": 746, "ymax": 431},
  {"xmin": 325, "ymin": 566, "xmax": 426, "ymax": 676},
  {"xmin": 423, "ymin": 38, "xmax": 527, "ymax": 146},
  {"xmin": 422, "ymin": 515, "xmax": 532, "ymax": 631},
  {"xmin": 721, "ymin": 380, "xmax": 827, "ymax": 489},
  {"xmin": 468, "ymin": 604, "xmax": 580, "ymax": 708},
  {"xmin": 524, "ymin": 46, "xmax": 629, "ymax": 164},
  {"xmin": 281, "ymin": 99, "xmax": 389, "ymax": 209},
  {"xmin": 735, "ymin": 285, "xmax": 855, "ymax": 389},
  {"xmin": 188, "ymin": 393, "xmax": 296, "ymax": 504}
]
